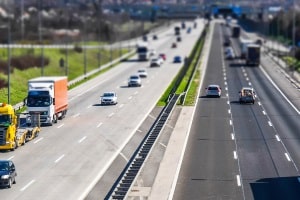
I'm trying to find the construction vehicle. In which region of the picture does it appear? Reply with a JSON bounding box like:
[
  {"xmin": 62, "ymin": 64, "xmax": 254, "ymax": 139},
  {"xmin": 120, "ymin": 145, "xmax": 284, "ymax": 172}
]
[
  {"xmin": 25, "ymin": 76, "xmax": 68, "ymax": 126},
  {"xmin": 0, "ymin": 103, "xmax": 40, "ymax": 151},
  {"xmin": 245, "ymin": 44, "xmax": 260, "ymax": 66}
]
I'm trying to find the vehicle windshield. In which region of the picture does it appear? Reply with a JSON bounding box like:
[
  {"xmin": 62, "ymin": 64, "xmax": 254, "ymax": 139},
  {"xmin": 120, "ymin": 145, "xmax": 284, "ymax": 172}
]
[
  {"xmin": 138, "ymin": 70, "xmax": 145, "ymax": 73},
  {"xmin": 27, "ymin": 95, "xmax": 51, "ymax": 107},
  {"xmin": 137, "ymin": 47, "xmax": 147, "ymax": 53},
  {"xmin": 0, "ymin": 115, "xmax": 11, "ymax": 125},
  {"xmin": 208, "ymin": 87, "xmax": 218, "ymax": 90},
  {"xmin": 130, "ymin": 76, "xmax": 139, "ymax": 79},
  {"xmin": 103, "ymin": 93, "xmax": 114, "ymax": 97},
  {"xmin": 0, "ymin": 162, "xmax": 8, "ymax": 171}
]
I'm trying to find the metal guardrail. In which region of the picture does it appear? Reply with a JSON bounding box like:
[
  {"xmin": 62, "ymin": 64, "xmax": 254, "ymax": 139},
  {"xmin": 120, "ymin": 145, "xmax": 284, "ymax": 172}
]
[{"xmin": 105, "ymin": 94, "xmax": 180, "ymax": 200}]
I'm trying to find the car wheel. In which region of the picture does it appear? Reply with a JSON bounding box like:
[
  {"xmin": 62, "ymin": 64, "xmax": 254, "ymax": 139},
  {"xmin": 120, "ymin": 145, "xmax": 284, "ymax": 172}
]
[
  {"xmin": 7, "ymin": 178, "xmax": 12, "ymax": 188},
  {"xmin": 13, "ymin": 177, "xmax": 16, "ymax": 184},
  {"xmin": 53, "ymin": 115, "xmax": 58, "ymax": 124}
]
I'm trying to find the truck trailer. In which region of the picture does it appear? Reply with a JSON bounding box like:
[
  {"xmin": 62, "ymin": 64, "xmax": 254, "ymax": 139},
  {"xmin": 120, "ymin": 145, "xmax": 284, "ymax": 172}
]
[
  {"xmin": 231, "ymin": 25, "xmax": 240, "ymax": 38},
  {"xmin": 26, "ymin": 76, "xmax": 68, "ymax": 126},
  {"xmin": 239, "ymin": 38, "xmax": 255, "ymax": 59},
  {"xmin": 136, "ymin": 42, "xmax": 150, "ymax": 61},
  {"xmin": 245, "ymin": 44, "xmax": 260, "ymax": 66},
  {"xmin": 0, "ymin": 103, "xmax": 40, "ymax": 151}
]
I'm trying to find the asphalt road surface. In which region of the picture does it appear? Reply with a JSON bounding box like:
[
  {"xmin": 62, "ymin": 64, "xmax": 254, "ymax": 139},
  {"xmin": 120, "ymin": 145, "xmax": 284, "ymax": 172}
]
[
  {"xmin": 173, "ymin": 21, "xmax": 300, "ymax": 200},
  {"xmin": 0, "ymin": 19, "xmax": 205, "ymax": 200}
]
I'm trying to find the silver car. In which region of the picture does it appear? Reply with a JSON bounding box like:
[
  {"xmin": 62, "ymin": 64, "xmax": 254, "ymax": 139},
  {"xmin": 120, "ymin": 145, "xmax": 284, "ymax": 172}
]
[
  {"xmin": 101, "ymin": 92, "xmax": 118, "ymax": 105},
  {"xmin": 128, "ymin": 75, "xmax": 142, "ymax": 87},
  {"xmin": 205, "ymin": 84, "xmax": 222, "ymax": 98}
]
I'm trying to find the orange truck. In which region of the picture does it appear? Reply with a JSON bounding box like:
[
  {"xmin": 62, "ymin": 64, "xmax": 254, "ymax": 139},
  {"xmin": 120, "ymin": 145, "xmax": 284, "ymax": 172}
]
[
  {"xmin": 0, "ymin": 103, "xmax": 40, "ymax": 151},
  {"xmin": 25, "ymin": 76, "xmax": 68, "ymax": 126}
]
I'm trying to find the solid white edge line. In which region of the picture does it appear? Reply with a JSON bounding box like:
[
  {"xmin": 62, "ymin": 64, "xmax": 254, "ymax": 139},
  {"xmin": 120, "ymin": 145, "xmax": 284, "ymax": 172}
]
[
  {"xmin": 20, "ymin": 179, "xmax": 36, "ymax": 191},
  {"xmin": 260, "ymin": 67, "xmax": 300, "ymax": 115}
]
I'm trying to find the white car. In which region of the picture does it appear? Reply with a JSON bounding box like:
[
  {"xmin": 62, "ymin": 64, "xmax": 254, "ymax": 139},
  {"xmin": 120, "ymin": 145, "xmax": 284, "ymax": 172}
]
[
  {"xmin": 225, "ymin": 47, "xmax": 235, "ymax": 60},
  {"xmin": 150, "ymin": 58, "xmax": 162, "ymax": 67},
  {"xmin": 137, "ymin": 69, "xmax": 148, "ymax": 78},
  {"xmin": 128, "ymin": 75, "xmax": 142, "ymax": 87},
  {"xmin": 205, "ymin": 84, "xmax": 222, "ymax": 98},
  {"xmin": 101, "ymin": 92, "xmax": 118, "ymax": 105}
]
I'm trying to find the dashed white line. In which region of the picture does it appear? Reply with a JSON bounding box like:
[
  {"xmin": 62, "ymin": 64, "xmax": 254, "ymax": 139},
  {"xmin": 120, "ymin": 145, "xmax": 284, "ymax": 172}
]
[
  {"xmin": 134, "ymin": 91, "xmax": 138, "ymax": 95},
  {"xmin": 159, "ymin": 142, "xmax": 167, "ymax": 148},
  {"xmin": 262, "ymin": 110, "xmax": 267, "ymax": 115},
  {"xmin": 236, "ymin": 175, "xmax": 241, "ymax": 186},
  {"xmin": 73, "ymin": 113, "xmax": 80, "ymax": 118},
  {"xmin": 227, "ymin": 101, "xmax": 230, "ymax": 105},
  {"xmin": 268, "ymin": 121, "xmax": 273, "ymax": 127},
  {"xmin": 229, "ymin": 120, "xmax": 232, "ymax": 125},
  {"xmin": 33, "ymin": 137, "xmax": 43, "ymax": 144},
  {"xmin": 275, "ymin": 135, "xmax": 281, "ymax": 142},
  {"xmin": 57, "ymin": 124, "xmax": 64, "ymax": 128},
  {"xmin": 87, "ymin": 105, "xmax": 92, "ymax": 109},
  {"xmin": 55, "ymin": 154, "xmax": 65, "ymax": 163},
  {"xmin": 285, "ymin": 153, "xmax": 291, "ymax": 161},
  {"xmin": 244, "ymin": 73, "xmax": 247, "ymax": 77},
  {"xmin": 224, "ymin": 81, "xmax": 227, "ymax": 85},
  {"xmin": 137, "ymin": 129, "xmax": 142, "ymax": 132},
  {"xmin": 258, "ymin": 102, "xmax": 262, "ymax": 106},
  {"xmin": 108, "ymin": 113, "xmax": 114, "ymax": 118},
  {"xmin": 233, "ymin": 151, "xmax": 238, "ymax": 159},
  {"xmin": 120, "ymin": 152, "xmax": 128, "ymax": 162},
  {"xmin": 228, "ymin": 109, "xmax": 231, "ymax": 114},
  {"xmin": 248, "ymin": 82, "xmax": 252, "ymax": 86},
  {"xmin": 8, "ymin": 156, "xmax": 14, "ymax": 160},
  {"xmin": 97, "ymin": 122, "xmax": 103, "ymax": 128},
  {"xmin": 128, "ymin": 96, "xmax": 132, "ymax": 100},
  {"xmin": 78, "ymin": 136, "xmax": 87, "ymax": 143},
  {"xmin": 231, "ymin": 133, "xmax": 235, "ymax": 140},
  {"xmin": 246, "ymin": 77, "xmax": 249, "ymax": 81},
  {"xmin": 119, "ymin": 104, "xmax": 124, "ymax": 108},
  {"xmin": 20, "ymin": 180, "xmax": 36, "ymax": 191},
  {"xmin": 225, "ymin": 87, "xmax": 228, "ymax": 91}
]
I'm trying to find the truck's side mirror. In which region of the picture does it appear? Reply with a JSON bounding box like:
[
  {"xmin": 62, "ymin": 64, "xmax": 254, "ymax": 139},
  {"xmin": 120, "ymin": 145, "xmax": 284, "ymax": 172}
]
[
  {"xmin": 23, "ymin": 98, "xmax": 27, "ymax": 106},
  {"xmin": 53, "ymin": 98, "xmax": 55, "ymax": 105}
]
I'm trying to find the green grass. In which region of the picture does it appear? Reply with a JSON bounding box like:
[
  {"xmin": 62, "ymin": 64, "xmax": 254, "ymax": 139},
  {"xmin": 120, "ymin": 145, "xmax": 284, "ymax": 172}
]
[{"xmin": 0, "ymin": 46, "xmax": 129, "ymax": 105}]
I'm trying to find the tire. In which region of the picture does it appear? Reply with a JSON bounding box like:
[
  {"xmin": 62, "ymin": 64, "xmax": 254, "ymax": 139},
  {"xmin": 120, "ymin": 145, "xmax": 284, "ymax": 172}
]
[
  {"xmin": 53, "ymin": 115, "xmax": 58, "ymax": 124},
  {"xmin": 13, "ymin": 176, "xmax": 16, "ymax": 184},
  {"xmin": 7, "ymin": 178, "xmax": 12, "ymax": 188}
]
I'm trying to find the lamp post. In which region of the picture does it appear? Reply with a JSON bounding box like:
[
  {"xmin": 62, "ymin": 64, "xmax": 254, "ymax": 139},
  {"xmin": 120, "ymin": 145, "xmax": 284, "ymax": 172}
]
[{"xmin": 38, "ymin": 0, "xmax": 44, "ymax": 76}]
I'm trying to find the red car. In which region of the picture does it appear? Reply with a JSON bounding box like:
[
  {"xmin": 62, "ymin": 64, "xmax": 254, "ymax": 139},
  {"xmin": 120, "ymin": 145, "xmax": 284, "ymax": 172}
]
[{"xmin": 159, "ymin": 53, "xmax": 166, "ymax": 61}]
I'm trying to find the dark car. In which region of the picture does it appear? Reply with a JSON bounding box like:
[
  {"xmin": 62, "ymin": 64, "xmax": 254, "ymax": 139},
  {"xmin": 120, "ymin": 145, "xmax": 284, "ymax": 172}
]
[
  {"xmin": 173, "ymin": 56, "xmax": 182, "ymax": 63},
  {"xmin": 0, "ymin": 160, "xmax": 17, "ymax": 188},
  {"xmin": 153, "ymin": 35, "xmax": 158, "ymax": 40},
  {"xmin": 177, "ymin": 36, "xmax": 182, "ymax": 42},
  {"xmin": 171, "ymin": 43, "xmax": 177, "ymax": 48}
]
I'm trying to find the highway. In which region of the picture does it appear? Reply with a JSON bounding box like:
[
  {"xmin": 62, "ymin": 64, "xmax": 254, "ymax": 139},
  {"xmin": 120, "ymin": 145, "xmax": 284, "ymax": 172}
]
[
  {"xmin": 0, "ymin": 19, "xmax": 205, "ymax": 199},
  {"xmin": 173, "ymin": 21, "xmax": 300, "ymax": 200}
]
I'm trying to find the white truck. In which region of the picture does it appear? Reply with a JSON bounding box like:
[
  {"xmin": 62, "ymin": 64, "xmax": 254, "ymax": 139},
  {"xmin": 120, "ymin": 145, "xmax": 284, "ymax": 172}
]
[
  {"xmin": 136, "ymin": 42, "xmax": 149, "ymax": 61},
  {"xmin": 239, "ymin": 38, "xmax": 255, "ymax": 59},
  {"xmin": 25, "ymin": 76, "xmax": 68, "ymax": 126}
]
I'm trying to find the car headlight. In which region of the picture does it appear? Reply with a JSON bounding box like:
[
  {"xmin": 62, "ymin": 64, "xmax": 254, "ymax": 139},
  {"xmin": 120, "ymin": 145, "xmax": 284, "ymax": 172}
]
[{"xmin": 1, "ymin": 174, "xmax": 9, "ymax": 179}]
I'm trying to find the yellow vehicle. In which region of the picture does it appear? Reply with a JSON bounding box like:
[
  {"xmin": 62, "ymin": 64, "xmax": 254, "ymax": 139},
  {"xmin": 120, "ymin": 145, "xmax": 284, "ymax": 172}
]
[{"xmin": 0, "ymin": 103, "xmax": 40, "ymax": 151}]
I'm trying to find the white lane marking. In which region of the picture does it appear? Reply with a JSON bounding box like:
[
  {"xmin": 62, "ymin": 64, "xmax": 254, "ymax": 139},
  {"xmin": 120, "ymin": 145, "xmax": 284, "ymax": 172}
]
[
  {"xmin": 34, "ymin": 137, "xmax": 43, "ymax": 144},
  {"xmin": 229, "ymin": 120, "xmax": 232, "ymax": 125},
  {"xmin": 246, "ymin": 77, "xmax": 249, "ymax": 81},
  {"xmin": 244, "ymin": 73, "xmax": 247, "ymax": 77},
  {"xmin": 228, "ymin": 109, "xmax": 231, "ymax": 114},
  {"xmin": 120, "ymin": 152, "xmax": 128, "ymax": 162},
  {"xmin": 226, "ymin": 93, "xmax": 228, "ymax": 97},
  {"xmin": 8, "ymin": 156, "xmax": 14, "ymax": 160},
  {"xmin": 275, "ymin": 135, "xmax": 281, "ymax": 142},
  {"xmin": 224, "ymin": 81, "xmax": 227, "ymax": 85},
  {"xmin": 227, "ymin": 101, "xmax": 230, "ymax": 105},
  {"xmin": 134, "ymin": 91, "xmax": 138, "ymax": 95},
  {"xmin": 128, "ymin": 96, "xmax": 132, "ymax": 100},
  {"xmin": 268, "ymin": 121, "xmax": 273, "ymax": 127},
  {"xmin": 137, "ymin": 129, "xmax": 142, "ymax": 132},
  {"xmin": 233, "ymin": 151, "xmax": 238, "ymax": 159},
  {"xmin": 248, "ymin": 82, "xmax": 252, "ymax": 86},
  {"xmin": 258, "ymin": 102, "xmax": 262, "ymax": 106},
  {"xmin": 224, "ymin": 77, "xmax": 227, "ymax": 80},
  {"xmin": 20, "ymin": 179, "xmax": 36, "ymax": 191},
  {"xmin": 262, "ymin": 110, "xmax": 266, "ymax": 115},
  {"xmin": 231, "ymin": 133, "xmax": 235, "ymax": 140},
  {"xmin": 97, "ymin": 122, "xmax": 103, "ymax": 128},
  {"xmin": 119, "ymin": 104, "xmax": 124, "ymax": 108},
  {"xmin": 73, "ymin": 113, "xmax": 80, "ymax": 118},
  {"xmin": 87, "ymin": 105, "xmax": 92, "ymax": 109},
  {"xmin": 57, "ymin": 124, "xmax": 64, "ymax": 128},
  {"xmin": 236, "ymin": 175, "xmax": 241, "ymax": 186},
  {"xmin": 285, "ymin": 153, "xmax": 291, "ymax": 161},
  {"xmin": 55, "ymin": 154, "xmax": 65, "ymax": 163},
  {"xmin": 159, "ymin": 142, "xmax": 167, "ymax": 148},
  {"xmin": 108, "ymin": 113, "xmax": 114, "ymax": 118},
  {"xmin": 78, "ymin": 136, "xmax": 87, "ymax": 143},
  {"xmin": 260, "ymin": 67, "xmax": 300, "ymax": 115},
  {"xmin": 225, "ymin": 87, "xmax": 228, "ymax": 91}
]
